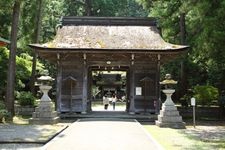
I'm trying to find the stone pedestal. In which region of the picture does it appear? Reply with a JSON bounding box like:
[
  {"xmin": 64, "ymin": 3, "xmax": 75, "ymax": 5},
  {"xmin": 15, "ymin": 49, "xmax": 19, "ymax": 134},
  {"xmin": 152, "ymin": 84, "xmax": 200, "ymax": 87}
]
[
  {"xmin": 29, "ymin": 85, "xmax": 59, "ymax": 124},
  {"xmin": 155, "ymin": 89, "xmax": 185, "ymax": 129}
]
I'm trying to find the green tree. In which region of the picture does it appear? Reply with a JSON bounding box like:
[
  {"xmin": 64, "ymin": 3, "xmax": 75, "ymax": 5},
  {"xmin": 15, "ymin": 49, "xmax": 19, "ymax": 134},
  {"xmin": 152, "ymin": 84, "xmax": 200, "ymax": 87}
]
[
  {"xmin": 6, "ymin": 0, "xmax": 21, "ymax": 116},
  {"xmin": 92, "ymin": 0, "xmax": 146, "ymax": 17},
  {"xmin": 0, "ymin": 47, "xmax": 9, "ymax": 99},
  {"xmin": 0, "ymin": 0, "xmax": 14, "ymax": 38},
  {"xmin": 63, "ymin": 0, "xmax": 147, "ymax": 17},
  {"xmin": 0, "ymin": 48, "xmax": 44, "ymax": 100},
  {"xmin": 42, "ymin": 0, "xmax": 65, "ymax": 42},
  {"xmin": 193, "ymin": 85, "xmax": 219, "ymax": 106},
  {"xmin": 138, "ymin": 0, "xmax": 225, "ymax": 93},
  {"xmin": 30, "ymin": 0, "xmax": 43, "ymax": 94}
]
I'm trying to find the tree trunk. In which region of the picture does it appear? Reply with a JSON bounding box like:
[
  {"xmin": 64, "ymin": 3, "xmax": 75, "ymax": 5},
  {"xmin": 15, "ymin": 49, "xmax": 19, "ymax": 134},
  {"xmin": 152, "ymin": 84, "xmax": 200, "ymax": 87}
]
[
  {"xmin": 6, "ymin": 0, "xmax": 21, "ymax": 116},
  {"xmin": 179, "ymin": 13, "xmax": 187, "ymax": 98},
  {"xmin": 30, "ymin": 0, "xmax": 43, "ymax": 94},
  {"xmin": 85, "ymin": 0, "xmax": 92, "ymax": 16},
  {"xmin": 180, "ymin": 13, "xmax": 186, "ymax": 45}
]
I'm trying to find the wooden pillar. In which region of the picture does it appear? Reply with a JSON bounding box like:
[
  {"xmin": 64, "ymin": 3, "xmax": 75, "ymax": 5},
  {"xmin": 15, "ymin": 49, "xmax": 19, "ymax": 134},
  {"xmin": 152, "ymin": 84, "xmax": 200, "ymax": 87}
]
[
  {"xmin": 129, "ymin": 65, "xmax": 135, "ymax": 114},
  {"xmin": 56, "ymin": 53, "xmax": 62, "ymax": 112},
  {"xmin": 126, "ymin": 69, "xmax": 130, "ymax": 112},
  {"xmin": 87, "ymin": 67, "xmax": 92, "ymax": 112},
  {"xmin": 82, "ymin": 54, "xmax": 88, "ymax": 114},
  {"xmin": 157, "ymin": 54, "xmax": 161, "ymax": 113}
]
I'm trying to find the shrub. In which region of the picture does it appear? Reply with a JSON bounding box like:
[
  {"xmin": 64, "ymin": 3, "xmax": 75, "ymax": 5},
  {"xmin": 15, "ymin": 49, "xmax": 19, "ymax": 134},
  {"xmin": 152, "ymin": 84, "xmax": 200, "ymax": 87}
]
[
  {"xmin": 180, "ymin": 89, "xmax": 194, "ymax": 107},
  {"xmin": 219, "ymin": 91, "xmax": 225, "ymax": 107},
  {"xmin": 0, "ymin": 100, "xmax": 10, "ymax": 122},
  {"xmin": 0, "ymin": 101, "xmax": 5, "ymax": 110},
  {"xmin": 180, "ymin": 95, "xmax": 190, "ymax": 107},
  {"xmin": 16, "ymin": 91, "xmax": 36, "ymax": 106},
  {"xmin": 193, "ymin": 85, "xmax": 219, "ymax": 106}
]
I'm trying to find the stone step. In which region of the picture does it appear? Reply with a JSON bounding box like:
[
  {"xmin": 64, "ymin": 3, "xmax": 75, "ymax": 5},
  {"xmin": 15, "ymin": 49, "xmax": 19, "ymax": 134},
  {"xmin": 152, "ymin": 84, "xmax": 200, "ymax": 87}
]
[
  {"xmin": 157, "ymin": 115, "xmax": 183, "ymax": 123},
  {"xmin": 159, "ymin": 110, "xmax": 180, "ymax": 116},
  {"xmin": 32, "ymin": 111, "xmax": 58, "ymax": 118},
  {"xmin": 161, "ymin": 105, "xmax": 177, "ymax": 111},
  {"xmin": 155, "ymin": 120, "xmax": 186, "ymax": 129},
  {"xmin": 29, "ymin": 117, "xmax": 60, "ymax": 125},
  {"xmin": 60, "ymin": 111, "xmax": 157, "ymax": 122}
]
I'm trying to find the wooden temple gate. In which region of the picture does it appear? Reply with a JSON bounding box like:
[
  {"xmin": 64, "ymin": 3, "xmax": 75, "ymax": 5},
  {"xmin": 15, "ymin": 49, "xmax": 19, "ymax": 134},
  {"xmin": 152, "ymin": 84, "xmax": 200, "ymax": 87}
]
[{"xmin": 30, "ymin": 17, "xmax": 188, "ymax": 114}]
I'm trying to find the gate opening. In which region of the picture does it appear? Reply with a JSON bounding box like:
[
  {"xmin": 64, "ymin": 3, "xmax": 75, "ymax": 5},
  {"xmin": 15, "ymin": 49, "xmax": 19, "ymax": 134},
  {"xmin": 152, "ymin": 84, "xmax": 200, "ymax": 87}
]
[{"xmin": 91, "ymin": 70, "xmax": 127, "ymax": 112}]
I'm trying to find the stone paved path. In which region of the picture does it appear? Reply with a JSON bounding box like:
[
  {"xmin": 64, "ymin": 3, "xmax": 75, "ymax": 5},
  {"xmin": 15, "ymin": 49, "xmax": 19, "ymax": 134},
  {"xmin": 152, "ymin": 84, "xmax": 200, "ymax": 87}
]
[{"xmin": 42, "ymin": 119, "xmax": 163, "ymax": 150}]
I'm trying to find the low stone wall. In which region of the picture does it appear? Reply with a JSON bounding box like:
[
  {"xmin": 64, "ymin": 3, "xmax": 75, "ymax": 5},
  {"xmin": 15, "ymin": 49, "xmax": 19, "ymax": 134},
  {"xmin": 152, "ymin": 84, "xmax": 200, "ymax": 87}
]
[
  {"xmin": 178, "ymin": 106, "xmax": 224, "ymax": 120},
  {"xmin": 14, "ymin": 104, "xmax": 224, "ymax": 120},
  {"xmin": 15, "ymin": 105, "xmax": 35, "ymax": 116}
]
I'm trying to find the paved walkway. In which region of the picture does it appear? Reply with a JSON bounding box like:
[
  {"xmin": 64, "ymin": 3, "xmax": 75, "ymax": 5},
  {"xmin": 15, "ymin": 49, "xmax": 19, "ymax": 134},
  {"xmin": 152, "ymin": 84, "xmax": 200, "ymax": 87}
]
[
  {"xmin": 42, "ymin": 119, "xmax": 163, "ymax": 150},
  {"xmin": 91, "ymin": 102, "xmax": 126, "ymax": 111}
]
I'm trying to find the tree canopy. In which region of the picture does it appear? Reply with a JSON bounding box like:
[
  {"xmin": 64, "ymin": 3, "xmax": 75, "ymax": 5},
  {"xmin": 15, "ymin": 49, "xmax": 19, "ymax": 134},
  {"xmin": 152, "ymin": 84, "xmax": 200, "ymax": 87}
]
[{"xmin": 137, "ymin": 0, "xmax": 225, "ymax": 93}]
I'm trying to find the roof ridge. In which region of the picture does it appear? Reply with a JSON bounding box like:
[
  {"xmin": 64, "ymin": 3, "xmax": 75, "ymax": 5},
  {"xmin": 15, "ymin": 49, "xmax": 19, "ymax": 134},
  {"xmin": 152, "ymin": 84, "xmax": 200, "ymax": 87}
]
[{"xmin": 60, "ymin": 16, "xmax": 157, "ymax": 26}]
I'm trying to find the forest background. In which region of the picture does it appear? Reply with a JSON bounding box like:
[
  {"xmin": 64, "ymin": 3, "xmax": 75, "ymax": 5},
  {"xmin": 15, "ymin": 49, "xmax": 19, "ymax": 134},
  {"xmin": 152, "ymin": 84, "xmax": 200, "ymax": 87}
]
[{"xmin": 0, "ymin": 0, "xmax": 225, "ymax": 115}]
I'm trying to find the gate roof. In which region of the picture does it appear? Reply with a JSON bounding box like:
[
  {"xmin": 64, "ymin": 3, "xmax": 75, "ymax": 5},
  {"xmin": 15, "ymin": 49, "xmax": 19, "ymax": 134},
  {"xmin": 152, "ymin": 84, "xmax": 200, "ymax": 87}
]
[{"xmin": 29, "ymin": 17, "xmax": 189, "ymax": 62}]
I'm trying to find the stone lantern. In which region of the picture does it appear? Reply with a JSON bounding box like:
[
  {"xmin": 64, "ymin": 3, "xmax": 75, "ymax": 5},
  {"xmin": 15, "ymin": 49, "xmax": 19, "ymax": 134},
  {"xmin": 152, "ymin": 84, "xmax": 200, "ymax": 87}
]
[
  {"xmin": 155, "ymin": 74, "xmax": 185, "ymax": 129},
  {"xmin": 29, "ymin": 74, "xmax": 59, "ymax": 124}
]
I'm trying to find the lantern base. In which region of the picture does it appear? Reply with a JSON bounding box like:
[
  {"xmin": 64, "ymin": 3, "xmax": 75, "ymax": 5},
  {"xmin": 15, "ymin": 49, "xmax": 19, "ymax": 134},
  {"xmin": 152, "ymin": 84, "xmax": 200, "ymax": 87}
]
[
  {"xmin": 155, "ymin": 120, "xmax": 186, "ymax": 129},
  {"xmin": 29, "ymin": 101, "xmax": 59, "ymax": 124},
  {"xmin": 155, "ymin": 89, "xmax": 185, "ymax": 129}
]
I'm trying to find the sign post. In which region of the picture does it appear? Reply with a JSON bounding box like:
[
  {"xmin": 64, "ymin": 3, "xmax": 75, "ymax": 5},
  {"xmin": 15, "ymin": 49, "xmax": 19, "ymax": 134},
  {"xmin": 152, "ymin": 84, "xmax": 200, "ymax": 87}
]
[{"xmin": 191, "ymin": 97, "xmax": 196, "ymax": 128}]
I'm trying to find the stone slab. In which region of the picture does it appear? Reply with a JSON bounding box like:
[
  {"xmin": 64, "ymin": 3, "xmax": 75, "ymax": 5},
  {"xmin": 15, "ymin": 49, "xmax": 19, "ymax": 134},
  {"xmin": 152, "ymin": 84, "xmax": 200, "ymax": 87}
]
[
  {"xmin": 161, "ymin": 105, "xmax": 177, "ymax": 111},
  {"xmin": 29, "ymin": 117, "xmax": 60, "ymax": 125},
  {"xmin": 158, "ymin": 115, "xmax": 183, "ymax": 122},
  {"xmin": 160, "ymin": 110, "xmax": 180, "ymax": 116},
  {"xmin": 155, "ymin": 120, "xmax": 186, "ymax": 129},
  {"xmin": 33, "ymin": 112, "xmax": 58, "ymax": 118}
]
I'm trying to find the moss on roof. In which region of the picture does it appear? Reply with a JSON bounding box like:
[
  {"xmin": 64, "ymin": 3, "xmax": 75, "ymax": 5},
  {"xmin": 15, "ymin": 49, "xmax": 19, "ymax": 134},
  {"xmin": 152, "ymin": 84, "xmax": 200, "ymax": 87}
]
[{"xmin": 39, "ymin": 25, "xmax": 187, "ymax": 50}]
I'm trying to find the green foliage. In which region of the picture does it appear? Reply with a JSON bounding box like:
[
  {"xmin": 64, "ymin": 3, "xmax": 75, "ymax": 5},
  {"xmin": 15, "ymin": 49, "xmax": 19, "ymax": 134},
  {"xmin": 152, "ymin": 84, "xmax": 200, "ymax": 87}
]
[
  {"xmin": 0, "ymin": 100, "xmax": 10, "ymax": 122},
  {"xmin": 0, "ymin": 0, "xmax": 13, "ymax": 38},
  {"xmin": 0, "ymin": 47, "xmax": 44, "ymax": 95},
  {"xmin": 137, "ymin": 0, "xmax": 225, "ymax": 93},
  {"xmin": 0, "ymin": 47, "xmax": 9, "ymax": 98},
  {"xmin": 63, "ymin": 0, "xmax": 85, "ymax": 16},
  {"xmin": 180, "ymin": 89, "xmax": 194, "ymax": 107},
  {"xmin": 41, "ymin": 0, "xmax": 65, "ymax": 42},
  {"xmin": 92, "ymin": 0, "xmax": 147, "ymax": 17},
  {"xmin": 63, "ymin": 0, "xmax": 147, "ymax": 17},
  {"xmin": 16, "ymin": 54, "xmax": 32, "ymax": 80},
  {"xmin": 0, "ymin": 100, "xmax": 6, "ymax": 110},
  {"xmin": 18, "ymin": 0, "xmax": 36, "ymax": 49},
  {"xmin": 16, "ymin": 91, "xmax": 36, "ymax": 106},
  {"xmin": 219, "ymin": 92, "xmax": 225, "ymax": 107},
  {"xmin": 193, "ymin": 85, "xmax": 219, "ymax": 106}
]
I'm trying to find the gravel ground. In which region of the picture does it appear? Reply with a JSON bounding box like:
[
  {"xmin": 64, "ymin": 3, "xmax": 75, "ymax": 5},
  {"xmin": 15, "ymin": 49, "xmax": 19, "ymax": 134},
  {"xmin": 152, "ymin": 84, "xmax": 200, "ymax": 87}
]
[{"xmin": 185, "ymin": 121, "xmax": 225, "ymax": 142}]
